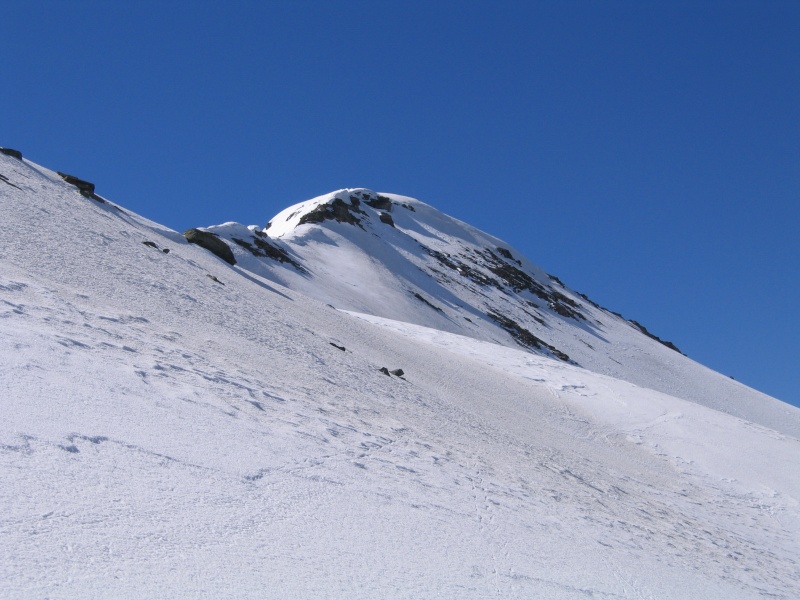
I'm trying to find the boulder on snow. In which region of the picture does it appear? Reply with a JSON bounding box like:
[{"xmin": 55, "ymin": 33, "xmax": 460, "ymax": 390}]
[
  {"xmin": 57, "ymin": 172, "xmax": 95, "ymax": 195},
  {"xmin": 184, "ymin": 228, "xmax": 237, "ymax": 265},
  {"xmin": 57, "ymin": 171, "xmax": 105, "ymax": 202},
  {"xmin": 1, "ymin": 147, "xmax": 23, "ymax": 160}
]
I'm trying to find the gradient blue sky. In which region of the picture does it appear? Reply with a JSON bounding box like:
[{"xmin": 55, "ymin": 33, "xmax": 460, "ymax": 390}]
[{"xmin": 3, "ymin": 1, "xmax": 799, "ymax": 407}]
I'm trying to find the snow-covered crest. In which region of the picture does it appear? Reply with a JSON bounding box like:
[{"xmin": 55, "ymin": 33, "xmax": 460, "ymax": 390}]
[{"xmin": 202, "ymin": 186, "xmax": 797, "ymax": 434}]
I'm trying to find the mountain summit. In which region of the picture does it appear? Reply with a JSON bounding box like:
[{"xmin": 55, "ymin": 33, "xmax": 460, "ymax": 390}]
[
  {"xmin": 197, "ymin": 187, "xmax": 797, "ymax": 435},
  {"xmin": 2, "ymin": 152, "xmax": 799, "ymax": 599}
]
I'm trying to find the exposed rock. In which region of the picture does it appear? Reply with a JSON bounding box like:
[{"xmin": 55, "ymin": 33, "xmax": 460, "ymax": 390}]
[
  {"xmin": 475, "ymin": 248, "xmax": 586, "ymax": 321},
  {"xmin": 206, "ymin": 274, "xmax": 224, "ymax": 285},
  {"xmin": 378, "ymin": 367, "xmax": 404, "ymax": 378},
  {"xmin": 231, "ymin": 236, "xmax": 307, "ymax": 273},
  {"xmin": 629, "ymin": 320, "xmax": 683, "ymax": 354},
  {"xmin": 576, "ymin": 291, "xmax": 602, "ymax": 310},
  {"xmin": 422, "ymin": 244, "xmax": 587, "ymax": 323},
  {"xmin": 329, "ymin": 343, "xmax": 346, "ymax": 351},
  {"xmin": 424, "ymin": 244, "xmax": 585, "ymax": 326},
  {"xmin": 141, "ymin": 240, "xmax": 171, "ymax": 254},
  {"xmin": 298, "ymin": 197, "xmax": 366, "ymax": 228},
  {"xmin": 184, "ymin": 229, "xmax": 236, "ymax": 265},
  {"xmin": 487, "ymin": 311, "xmax": 570, "ymax": 362},
  {"xmin": 365, "ymin": 195, "xmax": 393, "ymax": 211},
  {"xmin": 412, "ymin": 292, "xmax": 443, "ymax": 312},
  {"xmin": 378, "ymin": 212, "xmax": 395, "ymax": 227},
  {"xmin": 0, "ymin": 147, "xmax": 22, "ymax": 160},
  {"xmin": 57, "ymin": 171, "xmax": 105, "ymax": 202},
  {"xmin": 57, "ymin": 172, "xmax": 94, "ymax": 195},
  {"xmin": 496, "ymin": 247, "xmax": 521, "ymax": 265},
  {"xmin": 423, "ymin": 246, "xmax": 501, "ymax": 288}
]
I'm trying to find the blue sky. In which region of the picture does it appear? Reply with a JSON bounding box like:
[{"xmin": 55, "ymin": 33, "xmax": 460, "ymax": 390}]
[{"xmin": 3, "ymin": 1, "xmax": 799, "ymax": 407}]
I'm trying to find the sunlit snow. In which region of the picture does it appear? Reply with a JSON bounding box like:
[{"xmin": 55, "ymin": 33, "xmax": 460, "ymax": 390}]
[{"xmin": 1, "ymin": 154, "xmax": 798, "ymax": 598}]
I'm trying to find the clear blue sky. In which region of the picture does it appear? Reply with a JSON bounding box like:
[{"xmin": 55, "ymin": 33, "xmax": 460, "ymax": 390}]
[{"xmin": 3, "ymin": 1, "xmax": 799, "ymax": 407}]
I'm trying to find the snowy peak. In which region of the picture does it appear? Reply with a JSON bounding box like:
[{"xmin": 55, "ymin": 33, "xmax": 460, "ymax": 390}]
[
  {"xmin": 265, "ymin": 188, "xmax": 404, "ymax": 237},
  {"xmin": 201, "ymin": 189, "xmax": 647, "ymax": 362},
  {"xmin": 187, "ymin": 186, "xmax": 800, "ymax": 435},
  {"xmin": 202, "ymin": 188, "xmax": 598, "ymax": 363}
]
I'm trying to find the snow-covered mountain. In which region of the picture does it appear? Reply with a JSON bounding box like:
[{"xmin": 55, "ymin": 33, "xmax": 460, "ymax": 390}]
[
  {"xmin": 2, "ymin": 150, "xmax": 799, "ymax": 599},
  {"xmin": 201, "ymin": 188, "xmax": 799, "ymax": 436}
]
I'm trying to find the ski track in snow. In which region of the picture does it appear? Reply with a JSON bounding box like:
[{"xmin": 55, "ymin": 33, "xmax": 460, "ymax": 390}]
[{"xmin": 1, "ymin": 154, "xmax": 799, "ymax": 598}]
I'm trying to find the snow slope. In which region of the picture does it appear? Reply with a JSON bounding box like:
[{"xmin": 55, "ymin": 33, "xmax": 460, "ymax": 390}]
[
  {"xmin": 205, "ymin": 188, "xmax": 800, "ymax": 438},
  {"xmin": 1, "ymin": 152, "xmax": 799, "ymax": 599}
]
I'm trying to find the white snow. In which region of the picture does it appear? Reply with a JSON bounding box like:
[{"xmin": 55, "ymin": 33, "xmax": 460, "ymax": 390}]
[
  {"xmin": 1, "ymin": 154, "xmax": 799, "ymax": 598},
  {"xmin": 212, "ymin": 188, "xmax": 800, "ymax": 438}
]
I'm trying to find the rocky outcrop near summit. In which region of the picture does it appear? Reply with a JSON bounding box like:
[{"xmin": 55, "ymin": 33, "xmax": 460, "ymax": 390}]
[{"xmin": 197, "ymin": 188, "xmax": 697, "ymax": 386}]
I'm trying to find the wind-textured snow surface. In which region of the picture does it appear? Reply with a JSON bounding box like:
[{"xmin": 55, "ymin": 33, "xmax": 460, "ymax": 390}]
[{"xmin": 1, "ymin": 154, "xmax": 799, "ymax": 599}]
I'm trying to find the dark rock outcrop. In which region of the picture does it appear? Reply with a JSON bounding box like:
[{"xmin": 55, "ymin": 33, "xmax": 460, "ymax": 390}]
[
  {"xmin": 378, "ymin": 212, "xmax": 395, "ymax": 227},
  {"xmin": 1, "ymin": 148, "xmax": 22, "ymax": 160},
  {"xmin": 142, "ymin": 240, "xmax": 170, "ymax": 254},
  {"xmin": 496, "ymin": 247, "xmax": 521, "ymax": 265},
  {"xmin": 57, "ymin": 171, "xmax": 104, "ymax": 202},
  {"xmin": 365, "ymin": 195, "xmax": 393, "ymax": 211},
  {"xmin": 412, "ymin": 291, "xmax": 443, "ymax": 312},
  {"xmin": 476, "ymin": 248, "xmax": 585, "ymax": 321},
  {"xmin": 378, "ymin": 367, "xmax": 405, "ymax": 378},
  {"xmin": 423, "ymin": 246, "xmax": 501, "ymax": 288},
  {"xmin": 184, "ymin": 229, "xmax": 236, "ymax": 265},
  {"xmin": 629, "ymin": 320, "xmax": 683, "ymax": 354},
  {"xmin": 299, "ymin": 197, "xmax": 366, "ymax": 228},
  {"xmin": 231, "ymin": 235, "xmax": 307, "ymax": 273},
  {"xmin": 57, "ymin": 172, "xmax": 95, "ymax": 195},
  {"xmin": 487, "ymin": 311, "xmax": 570, "ymax": 362}
]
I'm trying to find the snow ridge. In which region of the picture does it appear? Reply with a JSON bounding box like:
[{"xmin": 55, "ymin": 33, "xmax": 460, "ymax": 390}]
[{"xmin": 201, "ymin": 188, "xmax": 800, "ymax": 437}]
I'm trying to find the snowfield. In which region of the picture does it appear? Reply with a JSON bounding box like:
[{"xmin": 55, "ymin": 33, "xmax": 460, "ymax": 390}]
[{"xmin": 1, "ymin": 151, "xmax": 799, "ymax": 598}]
